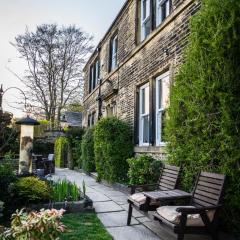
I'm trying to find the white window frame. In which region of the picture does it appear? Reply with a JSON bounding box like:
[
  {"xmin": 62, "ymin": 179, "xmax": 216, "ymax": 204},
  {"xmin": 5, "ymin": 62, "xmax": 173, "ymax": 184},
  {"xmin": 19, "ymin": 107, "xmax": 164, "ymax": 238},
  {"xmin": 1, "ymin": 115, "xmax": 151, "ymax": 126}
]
[
  {"xmin": 141, "ymin": 0, "xmax": 151, "ymax": 41},
  {"xmin": 156, "ymin": 0, "xmax": 171, "ymax": 26},
  {"xmin": 156, "ymin": 71, "xmax": 170, "ymax": 146},
  {"xmin": 139, "ymin": 82, "xmax": 150, "ymax": 146},
  {"xmin": 111, "ymin": 35, "xmax": 118, "ymax": 71}
]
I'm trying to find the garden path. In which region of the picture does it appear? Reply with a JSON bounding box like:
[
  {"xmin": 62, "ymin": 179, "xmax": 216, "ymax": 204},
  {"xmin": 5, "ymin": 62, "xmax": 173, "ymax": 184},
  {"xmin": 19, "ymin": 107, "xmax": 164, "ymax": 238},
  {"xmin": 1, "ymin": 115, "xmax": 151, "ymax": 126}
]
[{"xmin": 54, "ymin": 168, "xmax": 219, "ymax": 240}]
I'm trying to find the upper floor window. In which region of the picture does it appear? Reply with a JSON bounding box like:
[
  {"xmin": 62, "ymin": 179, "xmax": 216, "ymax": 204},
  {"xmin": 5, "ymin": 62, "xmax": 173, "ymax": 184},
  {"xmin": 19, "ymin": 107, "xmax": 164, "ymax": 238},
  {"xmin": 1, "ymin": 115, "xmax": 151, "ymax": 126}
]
[
  {"xmin": 89, "ymin": 58, "xmax": 100, "ymax": 93},
  {"xmin": 156, "ymin": 0, "xmax": 171, "ymax": 26},
  {"xmin": 141, "ymin": 0, "xmax": 151, "ymax": 41},
  {"xmin": 140, "ymin": 0, "xmax": 172, "ymax": 41},
  {"xmin": 109, "ymin": 34, "xmax": 118, "ymax": 72}
]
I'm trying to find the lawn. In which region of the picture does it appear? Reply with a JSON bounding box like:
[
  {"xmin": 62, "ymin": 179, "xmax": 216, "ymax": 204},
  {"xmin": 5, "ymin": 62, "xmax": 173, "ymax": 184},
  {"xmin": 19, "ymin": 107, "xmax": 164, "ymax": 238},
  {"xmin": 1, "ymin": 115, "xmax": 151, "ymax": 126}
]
[{"xmin": 60, "ymin": 212, "xmax": 113, "ymax": 240}]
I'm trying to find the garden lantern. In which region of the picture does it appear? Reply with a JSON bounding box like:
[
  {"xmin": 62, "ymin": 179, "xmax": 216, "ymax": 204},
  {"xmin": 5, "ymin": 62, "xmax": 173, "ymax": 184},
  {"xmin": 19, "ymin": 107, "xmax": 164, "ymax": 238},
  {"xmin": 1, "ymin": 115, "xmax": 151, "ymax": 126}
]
[{"xmin": 16, "ymin": 116, "xmax": 39, "ymax": 174}]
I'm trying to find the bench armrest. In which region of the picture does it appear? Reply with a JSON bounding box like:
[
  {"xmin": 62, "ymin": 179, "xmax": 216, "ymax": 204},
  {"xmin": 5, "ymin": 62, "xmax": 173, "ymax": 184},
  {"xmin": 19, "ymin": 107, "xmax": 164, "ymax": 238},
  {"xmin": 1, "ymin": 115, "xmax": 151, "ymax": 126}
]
[{"xmin": 176, "ymin": 205, "xmax": 222, "ymax": 214}]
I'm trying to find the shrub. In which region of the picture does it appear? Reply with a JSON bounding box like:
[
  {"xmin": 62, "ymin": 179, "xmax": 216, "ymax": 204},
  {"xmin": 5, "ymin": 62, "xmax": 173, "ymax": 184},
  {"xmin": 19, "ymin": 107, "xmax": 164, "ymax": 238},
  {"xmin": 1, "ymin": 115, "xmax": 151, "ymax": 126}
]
[
  {"xmin": 33, "ymin": 139, "xmax": 54, "ymax": 156},
  {"xmin": 0, "ymin": 162, "xmax": 17, "ymax": 202},
  {"xmin": 127, "ymin": 155, "xmax": 162, "ymax": 185},
  {"xmin": 94, "ymin": 117, "xmax": 133, "ymax": 183},
  {"xmin": 65, "ymin": 127, "xmax": 85, "ymax": 169},
  {"xmin": 81, "ymin": 127, "xmax": 95, "ymax": 173},
  {"xmin": 52, "ymin": 179, "xmax": 80, "ymax": 202},
  {"xmin": 9, "ymin": 177, "xmax": 51, "ymax": 204},
  {"xmin": 54, "ymin": 136, "xmax": 69, "ymax": 168},
  {"xmin": 2, "ymin": 208, "xmax": 65, "ymax": 240},
  {"xmin": 165, "ymin": 0, "xmax": 240, "ymax": 234}
]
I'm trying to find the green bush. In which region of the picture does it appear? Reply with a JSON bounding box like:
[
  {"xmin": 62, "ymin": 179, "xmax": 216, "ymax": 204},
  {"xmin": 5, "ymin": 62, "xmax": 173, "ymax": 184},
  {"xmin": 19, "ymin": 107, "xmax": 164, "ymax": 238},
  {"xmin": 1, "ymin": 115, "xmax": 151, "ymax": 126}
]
[
  {"xmin": 94, "ymin": 117, "xmax": 133, "ymax": 183},
  {"xmin": 165, "ymin": 0, "xmax": 240, "ymax": 234},
  {"xmin": 9, "ymin": 177, "xmax": 51, "ymax": 203},
  {"xmin": 0, "ymin": 162, "xmax": 17, "ymax": 202},
  {"xmin": 54, "ymin": 136, "xmax": 69, "ymax": 168},
  {"xmin": 66, "ymin": 127, "xmax": 85, "ymax": 169},
  {"xmin": 33, "ymin": 139, "xmax": 54, "ymax": 156},
  {"xmin": 127, "ymin": 155, "xmax": 162, "ymax": 185},
  {"xmin": 81, "ymin": 127, "xmax": 95, "ymax": 173}
]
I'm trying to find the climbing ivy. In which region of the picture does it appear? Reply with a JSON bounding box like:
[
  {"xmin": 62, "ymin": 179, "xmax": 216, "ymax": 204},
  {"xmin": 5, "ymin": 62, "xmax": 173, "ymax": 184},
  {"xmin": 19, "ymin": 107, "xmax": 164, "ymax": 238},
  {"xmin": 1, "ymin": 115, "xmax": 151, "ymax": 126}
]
[{"xmin": 166, "ymin": 0, "xmax": 240, "ymax": 234}]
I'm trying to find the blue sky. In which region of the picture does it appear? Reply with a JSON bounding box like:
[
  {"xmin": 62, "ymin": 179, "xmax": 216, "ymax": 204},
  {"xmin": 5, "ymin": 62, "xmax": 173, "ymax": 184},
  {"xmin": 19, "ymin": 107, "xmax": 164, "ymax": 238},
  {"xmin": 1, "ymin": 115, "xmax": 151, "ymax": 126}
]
[{"xmin": 0, "ymin": 0, "xmax": 125, "ymax": 116}]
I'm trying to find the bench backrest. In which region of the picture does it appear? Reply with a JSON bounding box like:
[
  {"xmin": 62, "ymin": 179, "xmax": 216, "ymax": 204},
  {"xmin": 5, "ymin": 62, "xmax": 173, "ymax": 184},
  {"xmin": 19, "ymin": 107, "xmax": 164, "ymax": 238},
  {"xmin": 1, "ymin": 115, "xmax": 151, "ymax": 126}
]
[
  {"xmin": 158, "ymin": 165, "xmax": 181, "ymax": 190},
  {"xmin": 192, "ymin": 171, "xmax": 226, "ymax": 207}
]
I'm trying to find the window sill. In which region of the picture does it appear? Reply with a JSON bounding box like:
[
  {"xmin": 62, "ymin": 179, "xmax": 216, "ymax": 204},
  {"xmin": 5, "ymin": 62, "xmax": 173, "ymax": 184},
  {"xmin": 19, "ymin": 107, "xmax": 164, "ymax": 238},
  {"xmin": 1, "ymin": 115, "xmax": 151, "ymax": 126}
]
[{"xmin": 134, "ymin": 145, "xmax": 166, "ymax": 154}]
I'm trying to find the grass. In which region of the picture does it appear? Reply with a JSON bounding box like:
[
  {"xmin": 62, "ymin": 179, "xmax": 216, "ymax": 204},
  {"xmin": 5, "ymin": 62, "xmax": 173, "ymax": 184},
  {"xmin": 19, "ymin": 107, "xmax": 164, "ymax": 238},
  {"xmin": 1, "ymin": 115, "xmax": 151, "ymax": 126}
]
[{"xmin": 60, "ymin": 212, "xmax": 113, "ymax": 240}]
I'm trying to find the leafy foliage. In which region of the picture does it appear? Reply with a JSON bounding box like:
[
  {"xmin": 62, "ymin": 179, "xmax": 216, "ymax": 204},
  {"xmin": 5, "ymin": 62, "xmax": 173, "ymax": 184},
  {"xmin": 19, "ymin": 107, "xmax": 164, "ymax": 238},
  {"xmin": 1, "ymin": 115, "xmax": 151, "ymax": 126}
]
[
  {"xmin": 52, "ymin": 179, "xmax": 80, "ymax": 202},
  {"xmin": 9, "ymin": 177, "xmax": 51, "ymax": 204},
  {"xmin": 127, "ymin": 155, "xmax": 162, "ymax": 184},
  {"xmin": 81, "ymin": 127, "xmax": 95, "ymax": 173},
  {"xmin": 2, "ymin": 208, "xmax": 65, "ymax": 240},
  {"xmin": 166, "ymin": 0, "xmax": 240, "ymax": 233},
  {"xmin": 65, "ymin": 127, "xmax": 85, "ymax": 169},
  {"xmin": 0, "ymin": 162, "xmax": 17, "ymax": 202},
  {"xmin": 94, "ymin": 117, "xmax": 133, "ymax": 183},
  {"xmin": 0, "ymin": 112, "xmax": 19, "ymax": 157},
  {"xmin": 54, "ymin": 137, "xmax": 69, "ymax": 168},
  {"xmin": 33, "ymin": 139, "xmax": 54, "ymax": 156}
]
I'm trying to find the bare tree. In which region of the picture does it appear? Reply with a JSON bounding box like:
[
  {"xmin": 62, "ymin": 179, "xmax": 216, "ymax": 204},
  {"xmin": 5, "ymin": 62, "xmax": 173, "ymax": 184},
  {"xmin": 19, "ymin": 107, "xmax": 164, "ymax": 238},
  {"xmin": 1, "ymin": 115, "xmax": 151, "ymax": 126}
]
[{"xmin": 12, "ymin": 24, "xmax": 94, "ymax": 127}]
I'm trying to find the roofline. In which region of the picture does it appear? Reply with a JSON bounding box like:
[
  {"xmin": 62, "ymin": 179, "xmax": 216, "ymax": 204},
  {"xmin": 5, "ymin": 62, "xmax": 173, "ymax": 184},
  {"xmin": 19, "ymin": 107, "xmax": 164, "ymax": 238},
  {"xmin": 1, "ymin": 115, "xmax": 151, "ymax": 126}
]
[{"xmin": 83, "ymin": 0, "xmax": 131, "ymax": 71}]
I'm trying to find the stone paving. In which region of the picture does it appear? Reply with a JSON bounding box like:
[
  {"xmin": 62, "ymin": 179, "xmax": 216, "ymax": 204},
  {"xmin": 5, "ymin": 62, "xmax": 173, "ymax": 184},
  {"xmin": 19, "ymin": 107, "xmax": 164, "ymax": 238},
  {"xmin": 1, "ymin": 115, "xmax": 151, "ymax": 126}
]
[{"xmin": 54, "ymin": 168, "xmax": 229, "ymax": 240}]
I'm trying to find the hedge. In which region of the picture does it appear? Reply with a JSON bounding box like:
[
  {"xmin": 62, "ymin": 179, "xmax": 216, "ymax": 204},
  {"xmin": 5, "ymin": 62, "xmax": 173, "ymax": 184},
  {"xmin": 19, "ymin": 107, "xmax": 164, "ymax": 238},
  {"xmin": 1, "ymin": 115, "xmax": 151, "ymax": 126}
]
[
  {"xmin": 81, "ymin": 127, "xmax": 95, "ymax": 173},
  {"xmin": 54, "ymin": 136, "xmax": 69, "ymax": 168},
  {"xmin": 166, "ymin": 0, "xmax": 240, "ymax": 234},
  {"xmin": 94, "ymin": 117, "xmax": 133, "ymax": 183}
]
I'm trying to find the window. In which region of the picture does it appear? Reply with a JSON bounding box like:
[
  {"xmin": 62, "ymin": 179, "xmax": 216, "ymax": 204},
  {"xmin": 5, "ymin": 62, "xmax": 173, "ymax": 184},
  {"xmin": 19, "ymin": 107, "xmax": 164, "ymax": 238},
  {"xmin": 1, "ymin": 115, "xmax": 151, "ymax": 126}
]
[
  {"xmin": 88, "ymin": 112, "xmax": 96, "ymax": 127},
  {"xmin": 139, "ymin": 83, "xmax": 150, "ymax": 146},
  {"xmin": 89, "ymin": 59, "xmax": 100, "ymax": 93},
  {"xmin": 109, "ymin": 34, "xmax": 118, "ymax": 72},
  {"xmin": 156, "ymin": 0, "xmax": 171, "ymax": 26},
  {"xmin": 141, "ymin": 0, "xmax": 151, "ymax": 41},
  {"xmin": 156, "ymin": 72, "xmax": 170, "ymax": 146},
  {"xmin": 140, "ymin": 0, "xmax": 172, "ymax": 41}
]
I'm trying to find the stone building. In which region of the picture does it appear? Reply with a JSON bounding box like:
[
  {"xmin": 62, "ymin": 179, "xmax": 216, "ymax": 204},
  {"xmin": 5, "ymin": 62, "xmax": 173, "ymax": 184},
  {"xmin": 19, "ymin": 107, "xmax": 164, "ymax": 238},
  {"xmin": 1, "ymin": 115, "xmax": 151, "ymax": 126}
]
[{"xmin": 83, "ymin": 0, "xmax": 200, "ymax": 159}]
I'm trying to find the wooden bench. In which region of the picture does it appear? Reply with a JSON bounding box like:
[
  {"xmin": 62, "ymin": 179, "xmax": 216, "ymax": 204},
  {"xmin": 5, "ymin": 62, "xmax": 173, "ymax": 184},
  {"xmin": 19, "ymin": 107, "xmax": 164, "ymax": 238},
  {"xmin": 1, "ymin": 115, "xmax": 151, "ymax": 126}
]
[
  {"xmin": 127, "ymin": 164, "xmax": 181, "ymax": 225},
  {"xmin": 153, "ymin": 171, "xmax": 226, "ymax": 240}
]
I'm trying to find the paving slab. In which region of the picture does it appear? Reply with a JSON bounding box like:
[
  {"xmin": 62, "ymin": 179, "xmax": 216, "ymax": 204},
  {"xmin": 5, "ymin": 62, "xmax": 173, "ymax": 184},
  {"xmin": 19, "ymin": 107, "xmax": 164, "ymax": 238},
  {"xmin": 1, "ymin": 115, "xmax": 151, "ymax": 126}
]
[
  {"xmin": 94, "ymin": 201, "xmax": 123, "ymax": 213},
  {"xmin": 121, "ymin": 204, "xmax": 145, "ymax": 218},
  {"xmin": 136, "ymin": 216, "xmax": 153, "ymax": 223},
  {"xmin": 107, "ymin": 225, "xmax": 160, "ymax": 240},
  {"xmin": 109, "ymin": 195, "xmax": 128, "ymax": 205},
  {"xmin": 103, "ymin": 190, "xmax": 127, "ymax": 197},
  {"xmin": 97, "ymin": 211, "xmax": 139, "ymax": 227},
  {"xmin": 87, "ymin": 192, "xmax": 110, "ymax": 202}
]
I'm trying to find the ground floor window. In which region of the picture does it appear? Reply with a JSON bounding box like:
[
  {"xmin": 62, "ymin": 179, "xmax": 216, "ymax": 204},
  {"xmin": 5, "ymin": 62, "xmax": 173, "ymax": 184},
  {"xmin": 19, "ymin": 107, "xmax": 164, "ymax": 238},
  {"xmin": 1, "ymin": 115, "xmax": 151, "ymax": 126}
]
[
  {"xmin": 137, "ymin": 71, "xmax": 170, "ymax": 146},
  {"xmin": 88, "ymin": 112, "xmax": 95, "ymax": 127}
]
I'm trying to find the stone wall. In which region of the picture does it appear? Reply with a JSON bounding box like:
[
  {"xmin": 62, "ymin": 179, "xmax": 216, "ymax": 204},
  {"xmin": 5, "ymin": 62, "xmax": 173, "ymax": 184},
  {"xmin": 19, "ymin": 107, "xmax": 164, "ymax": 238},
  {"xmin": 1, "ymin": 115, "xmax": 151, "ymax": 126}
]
[{"xmin": 83, "ymin": 0, "xmax": 200, "ymax": 159}]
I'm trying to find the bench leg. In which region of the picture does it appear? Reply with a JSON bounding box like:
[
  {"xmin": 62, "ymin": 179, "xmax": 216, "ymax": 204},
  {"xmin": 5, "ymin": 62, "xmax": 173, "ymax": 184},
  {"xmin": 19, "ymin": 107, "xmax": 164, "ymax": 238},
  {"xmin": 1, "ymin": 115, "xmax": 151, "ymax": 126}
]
[{"xmin": 127, "ymin": 203, "xmax": 133, "ymax": 226}]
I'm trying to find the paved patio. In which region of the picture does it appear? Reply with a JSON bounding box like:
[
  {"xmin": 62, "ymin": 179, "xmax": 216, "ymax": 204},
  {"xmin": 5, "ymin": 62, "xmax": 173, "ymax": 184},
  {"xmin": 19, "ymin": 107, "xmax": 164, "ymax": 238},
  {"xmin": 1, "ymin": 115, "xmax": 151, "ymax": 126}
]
[{"xmin": 54, "ymin": 168, "xmax": 226, "ymax": 240}]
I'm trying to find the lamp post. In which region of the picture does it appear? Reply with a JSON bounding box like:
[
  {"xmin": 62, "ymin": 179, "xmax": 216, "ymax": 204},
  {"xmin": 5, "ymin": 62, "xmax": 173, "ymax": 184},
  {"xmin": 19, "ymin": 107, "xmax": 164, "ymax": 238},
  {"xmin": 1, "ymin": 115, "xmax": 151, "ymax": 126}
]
[{"xmin": 16, "ymin": 116, "xmax": 39, "ymax": 175}]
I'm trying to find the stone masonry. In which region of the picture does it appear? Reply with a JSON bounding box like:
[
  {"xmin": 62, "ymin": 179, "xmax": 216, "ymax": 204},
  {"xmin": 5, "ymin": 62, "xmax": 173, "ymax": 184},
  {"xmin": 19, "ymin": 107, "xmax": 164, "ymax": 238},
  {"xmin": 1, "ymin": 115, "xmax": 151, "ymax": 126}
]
[{"xmin": 83, "ymin": 0, "xmax": 200, "ymax": 158}]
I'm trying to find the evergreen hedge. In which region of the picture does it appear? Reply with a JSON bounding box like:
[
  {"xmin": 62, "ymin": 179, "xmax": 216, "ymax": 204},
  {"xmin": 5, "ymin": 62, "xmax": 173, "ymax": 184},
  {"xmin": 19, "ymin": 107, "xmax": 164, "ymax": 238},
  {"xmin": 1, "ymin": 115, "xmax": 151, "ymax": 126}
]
[
  {"xmin": 166, "ymin": 0, "xmax": 240, "ymax": 233},
  {"xmin": 94, "ymin": 117, "xmax": 133, "ymax": 183},
  {"xmin": 81, "ymin": 127, "xmax": 95, "ymax": 173},
  {"xmin": 54, "ymin": 136, "xmax": 69, "ymax": 168}
]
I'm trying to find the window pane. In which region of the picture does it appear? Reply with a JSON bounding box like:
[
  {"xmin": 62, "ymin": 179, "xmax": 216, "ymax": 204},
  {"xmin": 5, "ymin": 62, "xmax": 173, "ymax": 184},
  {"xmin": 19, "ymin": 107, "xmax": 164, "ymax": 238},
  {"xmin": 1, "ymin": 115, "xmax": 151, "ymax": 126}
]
[
  {"xmin": 143, "ymin": 0, "xmax": 150, "ymax": 20},
  {"xmin": 144, "ymin": 18, "xmax": 151, "ymax": 38},
  {"xmin": 158, "ymin": 79, "xmax": 162, "ymax": 110},
  {"xmin": 161, "ymin": 75, "xmax": 170, "ymax": 109},
  {"xmin": 141, "ymin": 85, "xmax": 149, "ymax": 114},
  {"xmin": 166, "ymin": 0, "xmax": 170, "ymax": 17},
  {"xmin": 142, "ymin": 115, "xmax": 149, "ymax": 143},
  {"xmin": 161, "ymin": 110, "xmax": 167, "ymax": 142}
]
